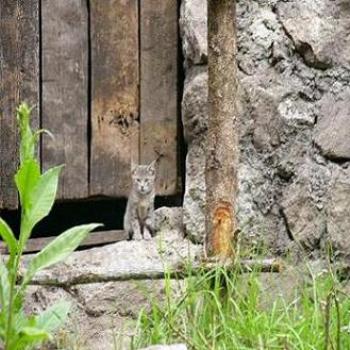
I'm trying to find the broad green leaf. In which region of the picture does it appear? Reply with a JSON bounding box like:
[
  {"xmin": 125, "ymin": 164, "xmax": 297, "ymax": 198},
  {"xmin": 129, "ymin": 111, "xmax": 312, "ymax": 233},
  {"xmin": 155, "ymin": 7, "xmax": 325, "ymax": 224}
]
[
  {"xmin": 28, "ymin": 165, "xmax": 63, "ymax": 224},
  {"xmin": 14, "ymin": 159, "xmax": 40, "ymax": 212},
  {"xmin": 23, "ymin": 223, "xmax": 102, "ymax": 284},
  {"xmin": 0, "ymin": 261, "xmax": 10, "ymax": 310},
  {"xmin": 13, "ymin": 308, "xmax": 27, "ymax": 333},
  {"xmin": 19, "ymin": 165, "xmax": 63, "ymax": 246},
  {"xmin": 36, "ymin": 300, "xmax": 70, "ymax": 333},
  {"xmin": 0, "ymin": 218, "xmax": 17, "ymax": 258}
]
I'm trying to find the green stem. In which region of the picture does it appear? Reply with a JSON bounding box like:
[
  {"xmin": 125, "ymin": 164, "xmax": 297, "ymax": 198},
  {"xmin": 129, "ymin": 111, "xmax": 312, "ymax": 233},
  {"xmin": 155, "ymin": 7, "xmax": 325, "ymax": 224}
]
[
  {"xmin": 5, "ymin": 215, "xmax": 26, "ymax": 349},
  {"xmin": 4, "ymin": 254, "xmax": 20, "ymax": 350}
]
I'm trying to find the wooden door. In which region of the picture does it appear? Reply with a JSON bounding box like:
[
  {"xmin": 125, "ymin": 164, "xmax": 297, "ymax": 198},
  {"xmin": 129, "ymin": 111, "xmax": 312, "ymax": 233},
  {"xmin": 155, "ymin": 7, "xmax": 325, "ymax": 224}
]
[{"xmin": 0, "ymin": 0, "xmax": 181, "ymax": 209}]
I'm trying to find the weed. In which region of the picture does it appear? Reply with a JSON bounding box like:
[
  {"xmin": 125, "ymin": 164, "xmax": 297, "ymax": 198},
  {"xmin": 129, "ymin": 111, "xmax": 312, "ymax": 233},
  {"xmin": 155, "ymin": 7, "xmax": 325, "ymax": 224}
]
[{"xmin": 0, "ymin": 103, "xmax": 101, "ymax": 349}]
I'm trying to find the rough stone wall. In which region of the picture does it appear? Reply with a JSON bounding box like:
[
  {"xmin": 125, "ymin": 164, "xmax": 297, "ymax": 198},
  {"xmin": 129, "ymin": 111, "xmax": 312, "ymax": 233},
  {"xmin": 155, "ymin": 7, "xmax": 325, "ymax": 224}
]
[{"xmin": 181, "ymin": 0, "xmax": 350, "ymax": 257}]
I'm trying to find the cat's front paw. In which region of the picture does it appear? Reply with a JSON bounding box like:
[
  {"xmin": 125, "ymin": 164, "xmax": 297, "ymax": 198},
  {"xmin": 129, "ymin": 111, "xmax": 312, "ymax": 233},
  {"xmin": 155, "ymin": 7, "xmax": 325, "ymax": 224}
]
[{"xmin": 143, "ymin": 228, "xmax": 152, "ymax": 241}]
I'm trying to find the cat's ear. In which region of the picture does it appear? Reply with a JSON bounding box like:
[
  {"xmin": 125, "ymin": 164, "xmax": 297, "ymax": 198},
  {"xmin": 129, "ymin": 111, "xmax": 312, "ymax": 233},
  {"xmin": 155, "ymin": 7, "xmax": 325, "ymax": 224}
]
[{"xmin": 148, "ymin": 160, "xmax": 156, "ymax": 175}]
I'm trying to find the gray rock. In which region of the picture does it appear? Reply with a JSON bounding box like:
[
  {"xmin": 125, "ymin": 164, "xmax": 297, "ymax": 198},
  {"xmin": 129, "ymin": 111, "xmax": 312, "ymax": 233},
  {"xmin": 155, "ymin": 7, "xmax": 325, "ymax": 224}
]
[
  {"xmin": 237, "ymin": 161, "xmax": 282, "ymax": 253},
  {"xmin": 278, "ymin": 95, "xmax": 315, "ymax": 126},
  {"xmin": 182, "ymin": 66, "xmax": 207, "ymax": 244},
  {"xmin": 251, "ymin": 87, "xmax": 283, "ymax": 152},
  {"xmin": 69, "ymin": 280, "xmax": 170, "ymax": 318},
  {"xmin": 140, "ymin": 345, "xmax": 187, "ymax": 350},
  {"xmin": 155, "ymin": 207, "xmax": 183, "ymax": 234},
  {"xmin": 237, "ymin": 1, "xmax": 284, "ymax": 74},
  {"xmin": 181, "ymin": 66, "xmax": 208, "ymax": 144},
  {"xmin": 180, "ymin": 0, "xmax": 207, "ymax": 66},
  {"xmin": 281, "ymin": 159, "xmax": 330, "ymax": 249},
  {"xmin": 314, "ymin": 90, "xmax": 350, "ymax": 160},
  {"xmin": 26, "ymin": 280, "xmax": 175, "ymax": 350},
  {"xmin": 276, "ymin": 0, "xmax": 350, "ymax": 69},
  {"xmin": 327, "ymin": 167, "xmax": 350, "ymax": 257},
  {"xmin": 275, "ymin": 134, "xmax": 312, "ymax": 181},
  {"xmin": 183, "ymin": 142, "xmax": 206, "ymax": 244}
]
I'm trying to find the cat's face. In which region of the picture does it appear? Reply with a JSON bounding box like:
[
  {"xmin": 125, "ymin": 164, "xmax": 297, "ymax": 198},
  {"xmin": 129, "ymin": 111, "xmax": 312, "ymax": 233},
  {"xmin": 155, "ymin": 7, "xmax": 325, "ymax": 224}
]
[{"xmin": 131, "ymin": 161, "xmax": 156, "ymax": 195}]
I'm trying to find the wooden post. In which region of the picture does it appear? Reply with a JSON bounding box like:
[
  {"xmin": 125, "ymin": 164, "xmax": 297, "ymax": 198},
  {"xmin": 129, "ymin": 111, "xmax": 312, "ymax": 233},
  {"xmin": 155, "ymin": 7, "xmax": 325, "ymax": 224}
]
[{"xmin": 206, "ymin": 0, "xmax": 238, "ymax": 258}]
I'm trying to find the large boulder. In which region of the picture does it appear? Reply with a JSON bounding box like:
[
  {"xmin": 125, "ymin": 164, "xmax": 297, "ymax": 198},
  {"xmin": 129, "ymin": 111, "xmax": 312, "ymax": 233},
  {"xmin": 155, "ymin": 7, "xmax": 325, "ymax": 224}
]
[
  {"xmin": 183, "ymin": 142, "xmax": 206, "ymax": 243},
  {"xmin": 281, "ymin": 159, "xmax": 330, "ymax": 249},
  {"xmin": 327, "ymin": 167, "xmax": 350, "ymax": 257},
  {"xmin": 26, "ymin": 281, "xmax": 170, "ymax": 350},
  {"xmin": 140, "ymin": 345, "xmax": 187, "ymax": 350},
  {"xmin": 155, "ymin": 207, "xmax": 183, "ymax": 234},
  {"xmin": 180, "ymin": 0, "xmax": 207, "ymax": 67},
  {"xmin": 182, "ymin": 67, "xmax": 207, "ymax": 243},
  {"xmin": 276, "ymin": 0, "xmax": 350, "ymax": 69},
  {"xmin": 180, "ymin": 0, "xmax": 350, "ymax": 256},
  {"xmin": 250, "ymin": 87, "xmax": 284, "ymax": 152},
  {"xmin": 314, "ymin": 90, "xmax": 350, "ymax": 161},
  {"xmin": 181, "ymin": 66, "xmax": 208, "ymax": 144}
]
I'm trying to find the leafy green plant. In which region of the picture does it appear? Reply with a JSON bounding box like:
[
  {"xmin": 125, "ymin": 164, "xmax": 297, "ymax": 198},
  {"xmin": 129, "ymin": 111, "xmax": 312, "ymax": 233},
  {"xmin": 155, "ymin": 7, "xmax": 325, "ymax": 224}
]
[{"xmin": 0, "ymin": 103, "xmax": 101, "ymax": 350}]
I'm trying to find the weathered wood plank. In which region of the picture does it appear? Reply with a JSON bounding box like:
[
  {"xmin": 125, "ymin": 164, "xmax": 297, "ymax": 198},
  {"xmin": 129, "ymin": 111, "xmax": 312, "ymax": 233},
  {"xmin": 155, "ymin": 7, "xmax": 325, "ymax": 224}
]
[
  {"xmin": 41, "ymin": 0, "xmax": 88, "ymax": 199},
  {"xmin": 140, "ymin": 0, "xmax": 179, "ymax": 195},
  {"xmin": 0, "ymin": 0, "xmax": 39, "ymax": 209},
  {"xmin": 90, "ymin": 0, "xmax": 139, "ymax": 197},
  {"xmin": 0, "ymin": 230, "xmax": 127, "ymax": 254}
]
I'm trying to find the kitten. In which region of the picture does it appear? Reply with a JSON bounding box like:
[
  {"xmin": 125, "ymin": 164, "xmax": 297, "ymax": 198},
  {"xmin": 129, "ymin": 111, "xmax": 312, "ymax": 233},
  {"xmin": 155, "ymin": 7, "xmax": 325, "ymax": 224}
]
[{"xmin": 124, "ymin": 160, "xmax": 156, "ymax": 240}]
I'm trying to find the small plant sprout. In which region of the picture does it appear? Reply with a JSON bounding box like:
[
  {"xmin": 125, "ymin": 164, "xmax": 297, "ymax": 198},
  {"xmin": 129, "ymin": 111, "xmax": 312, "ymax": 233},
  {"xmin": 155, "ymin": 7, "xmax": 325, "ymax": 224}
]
[{"xmin": 0, "ymin": 102, "xmax": 102, "ymax": 350}]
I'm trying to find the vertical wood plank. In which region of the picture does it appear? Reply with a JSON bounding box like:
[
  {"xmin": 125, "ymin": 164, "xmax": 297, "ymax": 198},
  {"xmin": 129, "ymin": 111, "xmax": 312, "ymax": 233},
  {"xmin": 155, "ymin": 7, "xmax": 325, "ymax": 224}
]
[
  {"xmin": 41, "ymin": 0, "xmax": 88, "ymax": 199},
  {"xmin": 140, "ymin": 0, "xmax": 179, "ymax": 195},
  {"xmin": 0, "ymin": 0, "xmax": 39, "ymax": 209},
  {"xmin": 90, "ymin": 0, "xmax": 139, "ymax": 197}
]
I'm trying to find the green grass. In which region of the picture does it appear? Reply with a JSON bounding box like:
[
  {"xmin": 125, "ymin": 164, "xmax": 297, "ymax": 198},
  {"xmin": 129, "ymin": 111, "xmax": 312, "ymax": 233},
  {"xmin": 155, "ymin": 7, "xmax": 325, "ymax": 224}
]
[{"xmin": 132, "ymin": 262, "xmax": 350, "ymax": 350}]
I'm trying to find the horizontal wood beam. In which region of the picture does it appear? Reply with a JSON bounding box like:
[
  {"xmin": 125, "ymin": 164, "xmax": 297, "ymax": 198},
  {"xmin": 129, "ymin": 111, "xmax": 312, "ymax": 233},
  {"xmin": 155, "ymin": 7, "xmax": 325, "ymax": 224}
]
[{"xmin": 0, "ymin": 230, "xmax": 128, "ymax": 254}]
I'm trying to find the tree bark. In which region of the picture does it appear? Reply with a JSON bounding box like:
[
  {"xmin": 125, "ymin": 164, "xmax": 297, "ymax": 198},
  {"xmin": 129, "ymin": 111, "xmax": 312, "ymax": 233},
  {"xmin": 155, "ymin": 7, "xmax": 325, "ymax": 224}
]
[{"xmin": 206, "ymin": 0, "xmax": 238, "ymax": 258}]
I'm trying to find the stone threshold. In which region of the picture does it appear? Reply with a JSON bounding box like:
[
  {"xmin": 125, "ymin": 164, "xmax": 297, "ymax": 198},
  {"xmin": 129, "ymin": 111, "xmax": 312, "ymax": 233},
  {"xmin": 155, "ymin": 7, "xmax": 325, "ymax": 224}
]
[
  {"xmin": 18, "ymin": 230, "xmax": 282, "ymax": 287},
  {"xmin": 21, "ymin": 230, "xmax": 201, "ymax": 287}
]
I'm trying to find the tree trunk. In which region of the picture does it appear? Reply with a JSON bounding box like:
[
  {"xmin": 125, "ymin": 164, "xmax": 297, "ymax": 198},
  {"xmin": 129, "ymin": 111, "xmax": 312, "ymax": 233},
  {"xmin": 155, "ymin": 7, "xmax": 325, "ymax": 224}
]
[{"xmin": 206, "ymin": 0, "xmax": 238, "ymax": 258}]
